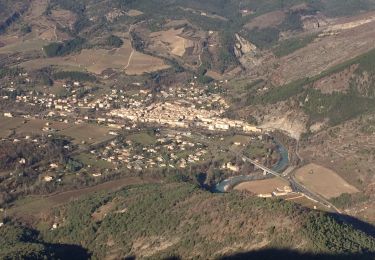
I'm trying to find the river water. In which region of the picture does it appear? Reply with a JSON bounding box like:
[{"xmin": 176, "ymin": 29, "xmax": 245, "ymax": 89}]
[{"xmin": 214, "ymin": 140, "xmax": 289, "ymax": 193}]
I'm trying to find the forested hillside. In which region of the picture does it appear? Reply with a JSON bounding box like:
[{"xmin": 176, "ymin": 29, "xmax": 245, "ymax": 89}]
[{"xmin": 4, "ymin": 181, "xmax": 374, "ymax": 259}]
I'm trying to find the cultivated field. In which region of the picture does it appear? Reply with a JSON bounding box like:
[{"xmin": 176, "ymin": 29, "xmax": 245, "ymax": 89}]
[
  {"xmin": 234, "ymin": 177, "xmax": 290, "ymax": 194},
  {"xmin": 17, "ymin": 118, "xmax": 70, "ymax": 133},
  {"xmin": 0, "ymin": 38, "xmax": 49, "ymax": 54},
  {"xmin": 60, "ymin": 123, "xmax": 115, "ymax": 145},
  {"xmin": 125, "ymin": 51, "xmax": 170, "ymax": 75},
  {"xmin": 0, "ymin": 116, "xmax": 70, "ymax": 137},
  {"xmin": 295, "ymin": 163, "xmax": 359, "ymax": 199},
  {"xmin": 19, "ymin": 39, "xmax": 169, "ymax": 75},
  {"xmin": 0, "ymin": 116, "xmax": 114, "ymax": 145},
  {"xmin": 0, "ymin": 116, "xmax": 25, "ymax": 137},
  {"xmin": 149, "ymin": 28, "xmax": 195, "ymax": 57}
]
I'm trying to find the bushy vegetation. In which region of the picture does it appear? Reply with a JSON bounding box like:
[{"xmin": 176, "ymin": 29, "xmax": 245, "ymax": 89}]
[
  {"xmin": 250, "ymin": 78, "xmax": 309, "ymax": 104},
  {"xmin": 53, "ymin": 71, "xmax": 96, "ymax": 82},
  {"xmin": 280, "ymin": 9, "xmax": 308, "ymax": 31},
  {"xmin": 244, "ymin": 27, "xmax": 280, "ymax": 49},
  {"xmin": 20, "ymin": 24, "xmax": 32, "ymax": 34},
  {"xmin": 0, "ymin": 225, "xmax": 52, "ymax": 259},
  {"xmin": 0, "ymin": 136, "xmax": 70, "ymax": 171},
  {"xmin": 273, "ymin": 34, "xmax": 316, "ymax": 57},
  {"xmin": 302, "ymin": 89, "xmax": 375, "ymax": 125},
  {"xmin": 0, "ymin": 10, "xmax": 23, "ymax": 34},
  {"xmin": 303, "ymin": 212, "xmax": 375, "ymax": 253},
  {"xmin": 65, "ymin": 158, "xmax": 84, "ymax": 172},
  {"xmin": 47, "ymin": 0, "xmax": 92, "ymax": 33},
  {"xmin": 254, "ymin": 47, "xmax": 375, "ymax": 125},
  {"xmin": 309, "ymin": 0, "xmax": 375, "ymax": 17},
  {"xmin": 217, "ymin": 29, "xmax": 240, "ymax": 72},
  {"xmin": 105, "ymin": 35, "xmax": 124, "ymax": 48},
  {"xmin": 331, "ymin": 193, "xmax": 370, "ymax": 209},
  {"xmin": 0, "ymin": 67, "xmax": 23, "ymax": 80},
  {"xmin": 34, "ymin": 181, "xmax": 375, "ymax": 259},
  {"xmin": 0, "ymin": 224, "xmax": 90, "ymax": 259},
  {"xmin": 43, "ymin": 37, "xmax": 86, "ymax": 57}
]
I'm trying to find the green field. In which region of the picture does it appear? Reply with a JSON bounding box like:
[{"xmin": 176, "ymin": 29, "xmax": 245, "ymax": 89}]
[{"xmin": 127, "ymin": 132, "xmax": 157, "ymax": 145}]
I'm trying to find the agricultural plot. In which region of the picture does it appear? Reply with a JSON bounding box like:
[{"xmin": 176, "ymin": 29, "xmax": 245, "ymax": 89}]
[
  {"xmin": 127, "ymin": 132, "xmax": 157, "ymax": 146},
  {"xmin": 149, "ymin": 28, "xmax": 195, "ymax": 57},
  {"xmin": 75, "ymin": 153, "xmax": 115, "ymax": 170},
  {"xmin": 20, "ymin": 39, "xmax": 169, "ymax": 75},
  {"xmin": 295, "ymin": 163, "xmax": 359, "ymax": 199},
  {"xmin": 0, "ymin": 116, "xmax": 25, "ymax": 137},
  {"xmin": 124, "ymin": 51, "xmax": 170, "ymax": 75},
  {"xmin": 0, "ymin": 116, "xmax": 114, "ymax": 146},
  {"xmin": 0, "ymin": 117, "xmax": 70, "ymax": 137},
  {"xmin": 16, "ymin": 119, "xmax": 69, "ymax": 133},
  {"xmin": 0, "ymin": 38, "xmax": 49, "ymax": 54},
  {"xmin": 60, "ymin": 123, "xmax": 115, "ymax": 145}
]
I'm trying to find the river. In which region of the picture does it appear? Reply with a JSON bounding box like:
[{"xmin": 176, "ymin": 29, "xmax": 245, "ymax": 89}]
[{"xmin": 214, "ymin": 139, "xmax": 289, "ymax": 193}]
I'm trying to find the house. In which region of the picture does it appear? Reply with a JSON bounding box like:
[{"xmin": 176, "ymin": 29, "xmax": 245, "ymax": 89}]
[
  {"xmin": 19, "ymin": 158, "xmax": 26, "ymax": 165},
  {"xmin": 258, "ymin": 193, "xmax": 272, "ymax": 198},
  {"xmin": 225, "ymin": 162, "xmax": 239, "ymax": 172},
  {"xmin": 50, "ymin": 163, "xmax": 59, "ymax": 169},
  {"xmin": 3, "ymin": 112, "xmax": 12, "ymax": 118},
  {"xmin": 43, "ymin": 176, "xmax": 53, "ymax": 182}
]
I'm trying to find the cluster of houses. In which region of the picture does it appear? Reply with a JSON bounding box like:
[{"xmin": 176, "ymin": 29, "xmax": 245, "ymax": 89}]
[
  {"xmin": 257, "ymin": 185, "xmax": 294, "ymax": 198},
  {"xmin": 109, "ymin": 100, "xmax": 261, "ymax": 133},
  {"xmin": 90, "ymin": 131, "xmax": 208, "ymax": 170},
  {"xmin": 108, "ymin": 84, "xmax": 261, "ymax": 133},
  {"xmin": 2, "ymin": 79, "xmax": 261, "ymax": 136},
  {"xmin": 155, "ymin": 85, "xmax": 229, "ymax": 111},
  {"xmin": 1, "ymin": 77, "xmax": 266, "ymax": 179}
]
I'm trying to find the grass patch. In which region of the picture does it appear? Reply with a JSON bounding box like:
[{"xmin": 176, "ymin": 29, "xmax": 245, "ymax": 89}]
[
  {"xmin": 75, "ymin": 153, "xmax": 114, "ymax": 169},
  {"xmin": 273, "ymin": 34, "xmax": 317, "ymax": 57},
  {"xmin": 127, "ymin": 132, "xmax": 156, "ymax": 146}
]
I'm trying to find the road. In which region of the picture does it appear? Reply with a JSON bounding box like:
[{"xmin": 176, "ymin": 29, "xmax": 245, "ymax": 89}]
[{"xmin": 237, "ymin": 150, "xmax": 341, "ymax": 213}]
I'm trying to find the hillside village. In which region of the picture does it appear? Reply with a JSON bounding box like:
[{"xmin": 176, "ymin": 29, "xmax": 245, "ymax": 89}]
[
  {"xmin": 2, "ymin": 74, "xmax": 261, "ymax": 134},
  {"xmin": 0, "ymin": 71, "xmax": 274, "ymax": 192}
]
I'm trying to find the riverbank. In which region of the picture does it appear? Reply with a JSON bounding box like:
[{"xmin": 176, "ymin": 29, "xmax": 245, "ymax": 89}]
[{"xmin": 215, "ymin": 138, "xmax": 289, "ymax": 193}]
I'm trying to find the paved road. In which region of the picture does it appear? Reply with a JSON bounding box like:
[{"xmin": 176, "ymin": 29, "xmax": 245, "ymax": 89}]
[{"xmin": 239, "ymin": 152, "xmax": 341, "ymax": 213}]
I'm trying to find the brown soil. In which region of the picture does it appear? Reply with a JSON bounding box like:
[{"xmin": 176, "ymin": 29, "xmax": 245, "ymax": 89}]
[
  {"xmin": 295, "ymin": 163, "xmax": 359, "ymax": 199},
  {"xmin": 245, "ymin": 11, "xmax": 286, "ymax": 30}
]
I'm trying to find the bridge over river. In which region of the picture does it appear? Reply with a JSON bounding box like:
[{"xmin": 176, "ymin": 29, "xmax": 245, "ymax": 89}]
[{"xmin": 215, "ymin": 140, "xmax": 340, "ymax": 213}]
